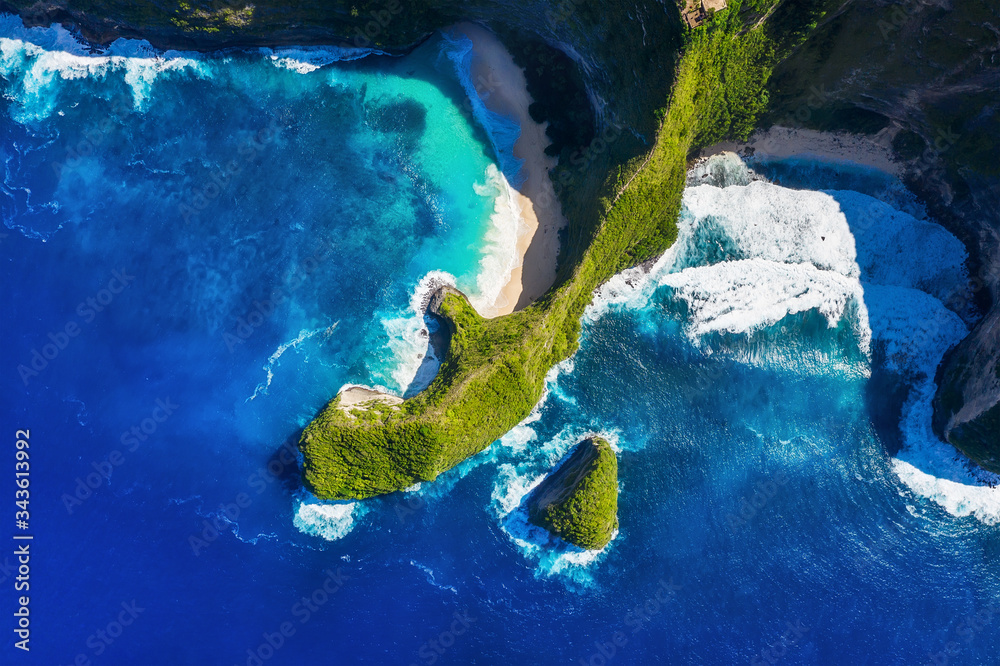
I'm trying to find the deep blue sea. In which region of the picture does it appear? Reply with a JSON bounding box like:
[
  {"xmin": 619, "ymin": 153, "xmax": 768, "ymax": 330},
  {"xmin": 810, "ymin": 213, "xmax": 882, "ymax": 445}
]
[{"xmin": 3, "ymin": 15, "xmax": 1000, "ymax": 666}]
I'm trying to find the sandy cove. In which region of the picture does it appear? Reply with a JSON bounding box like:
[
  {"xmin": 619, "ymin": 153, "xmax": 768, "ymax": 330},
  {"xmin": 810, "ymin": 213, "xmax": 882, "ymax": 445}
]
[
  {"xmin": 700, "ymin": 125, "xmax": 901, "ymax": 176},
  {"xmin": 451, "ymin": 22, "xmax": 567, "ymax": 318}
]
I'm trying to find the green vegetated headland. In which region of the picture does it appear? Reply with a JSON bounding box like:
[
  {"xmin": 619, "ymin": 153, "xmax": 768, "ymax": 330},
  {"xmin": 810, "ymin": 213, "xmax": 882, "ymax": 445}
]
[
  {"xmin": 300, "ymin": 0, "xmax": 835, "ymax": 500},
  {"xmin": 527, "ymin": 437, "xmax": 619, "ymax": 550}
]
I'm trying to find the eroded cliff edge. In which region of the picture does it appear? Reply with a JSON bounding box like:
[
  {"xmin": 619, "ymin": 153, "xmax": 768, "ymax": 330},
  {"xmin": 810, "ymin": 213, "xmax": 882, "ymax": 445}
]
[
  {"xmin": 764, "ymin": 0, "xmax": 1000, "ymax": 469},
  {"xmin": 6, "ymin": 0, "xmax": 998, "ymax": 473}
]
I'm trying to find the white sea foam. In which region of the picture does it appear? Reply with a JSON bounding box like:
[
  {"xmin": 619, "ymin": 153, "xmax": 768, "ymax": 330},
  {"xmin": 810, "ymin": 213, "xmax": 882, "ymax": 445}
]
[
  {"xmin": 589, "ymin": 176, "xmax": 869, "ymax": 341},
  {"xmin": 685, "ymin": 158, "xmax": 996, "ymax": 523},
  {"xmin": 492, "ymin": 462, "xmax": 614, "ymax": 585},
  {"xmin": 498, "ymin": 419, "xmax": 541, "ymax": 457},
  {"xmin": 409, "ymin": 560, "xmax": 458, "ymax": 594},
  {"xmin": 293, "ymin": 491, "xmax": 366, "ymax": 541},
  {"xmin": 680, "ymin": 182, "xmax": 861, "ymax": 277},
  {"xmin": 0, "ymin": 16, "xmax": 205, "ymax": 121},
  {"xmin": 249, "ymin": 324, "xmax": 337, "ymax": 401},
  {"xmin": 891, "ymin": 459, "xmax": 1000, "ymax": 525},
  {"xmin": 826, "ymin": 183, "xmax": 1000, "ymax": 522},
  {"xmin": 585, "ymin": 245, "xmax": 678, "ymax": 324},
  {"xmin": 686, "ymin": 150, "xmax": 762, "ymax": 188},
  {"xmin": 491, "ymin": 426, "xmax": 619, "ymax": 584},
  {"xmin": 836, "ymin": 190, "xmax": 971, "ymax": 311},
  {"xmin": 374, "ymin": 270, "xmax": 457, "ymax": 395},
  {"xmin": 466, "ymin": 164, "xmax": 526, "ymax": 317},
  {"xmin": 587, "ymin": 173, "xmax": 872, "ymax": 365},
  {"xmin": 864, "ymin": 285, "xmax": 967, "ymax": 376},
  {"xmin": 585, "ymin": 153, "xmax": 998, "ymax": 524},
  {"xmin": 661, "ymin": 258, "xmax": 870, "ymax": 349},
  {"xmin": 865, "ymin": 285, "xmax": 1000, "ymax": 522},
  {"xmin": 262, "ymin": 45, "xmax": 384, "ymax": 73}
]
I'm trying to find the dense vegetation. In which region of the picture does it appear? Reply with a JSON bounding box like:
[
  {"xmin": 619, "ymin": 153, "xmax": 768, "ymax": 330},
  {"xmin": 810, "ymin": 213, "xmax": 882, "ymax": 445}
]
[
  {"xmin": 527, "ymin": 437, "xmax": 618, "ymax": 550},
  {"xmin": 300, "ymin": 0, "xmax": 836, "ymax": 500},
  {"xmin": 10, "ymin": 0, "xmax": 997, "ymax": 497},
  {"xmin": 0, "ymin": 0, "xmax": 840, "ymax": 499}
]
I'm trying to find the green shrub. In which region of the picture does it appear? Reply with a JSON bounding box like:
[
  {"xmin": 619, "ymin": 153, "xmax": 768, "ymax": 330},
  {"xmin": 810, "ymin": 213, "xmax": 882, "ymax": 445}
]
[{"xmin": 300, "ymin": 11, "xmax": 802, "ymax": 499}]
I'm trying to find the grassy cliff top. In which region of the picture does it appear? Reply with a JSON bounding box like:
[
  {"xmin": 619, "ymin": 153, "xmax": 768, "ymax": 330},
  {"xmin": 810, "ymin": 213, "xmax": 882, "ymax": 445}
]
[
  {"xmin": 299, "ymin": 0, "xmax": 836, "ymax": 501},
  {"xmin": 3, "ymin": 0, "xmax": 837, "ymax": 501}
]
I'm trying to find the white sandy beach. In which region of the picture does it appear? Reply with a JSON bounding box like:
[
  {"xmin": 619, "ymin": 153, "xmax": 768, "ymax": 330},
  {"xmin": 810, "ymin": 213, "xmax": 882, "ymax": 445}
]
[
  {"xmin": 702, "ymin": 125, "xmax": 901, "ymax": 176},
  {"xmin": 451, "ymin": 22, "xmax": 567, "ymax": 318},
  {"xmin": 337, "ymin": 385, "xmax": 403, "ymax": 415}
]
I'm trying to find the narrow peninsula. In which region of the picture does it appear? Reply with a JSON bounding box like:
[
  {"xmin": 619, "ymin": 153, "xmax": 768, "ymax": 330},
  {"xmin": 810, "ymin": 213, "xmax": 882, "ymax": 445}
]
[{"xmin": 299, "ymin": 0, "xmax": 826, "ymax": 501}]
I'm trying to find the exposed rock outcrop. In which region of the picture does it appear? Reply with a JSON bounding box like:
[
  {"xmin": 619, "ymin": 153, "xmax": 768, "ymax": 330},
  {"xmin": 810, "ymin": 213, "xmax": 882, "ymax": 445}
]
[
  {"xmin": 934, "ymin": 307, "xmax": 1000, "ymax": 472},
  {"xmin": 765, "ymin": 0, "xmax": 1000, "ymax": 470}
]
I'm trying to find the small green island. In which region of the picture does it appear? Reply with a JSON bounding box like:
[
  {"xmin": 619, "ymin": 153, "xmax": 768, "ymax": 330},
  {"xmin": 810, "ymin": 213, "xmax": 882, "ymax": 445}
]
[{"xmin": 526, "ymin": 437, "xmax": 619, "ymax": 551}]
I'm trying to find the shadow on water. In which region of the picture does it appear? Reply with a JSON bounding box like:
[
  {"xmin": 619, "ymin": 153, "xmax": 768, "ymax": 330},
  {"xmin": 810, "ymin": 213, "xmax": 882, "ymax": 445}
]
[
  {"xmin": 404, "ymin": 306, "xmax": 451, "ymax": 399},
  {"xmin": 271, "ymin": 430, "xmax": 304, "ymax": 493},
  {"xmin": 865, "ymin": 343, "xmax": 912, "ymax": 457}
]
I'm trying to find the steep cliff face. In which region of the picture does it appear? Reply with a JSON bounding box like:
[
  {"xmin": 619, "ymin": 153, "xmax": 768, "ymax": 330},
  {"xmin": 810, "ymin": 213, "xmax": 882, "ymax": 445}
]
[
  {"xmin": 935, "ymin": 308, "xmax": 1000, "ymax": 472},
  {"xmin": 6, "ymin": 0, "xmax": 997, "ymax": 465},
  {"xmin": 1, "ymin": 0, "xmax": 684, "ymax": 280},
  {"xmin": 766, "ymin": 0, "xmax": 1000, "ymax": 469}
]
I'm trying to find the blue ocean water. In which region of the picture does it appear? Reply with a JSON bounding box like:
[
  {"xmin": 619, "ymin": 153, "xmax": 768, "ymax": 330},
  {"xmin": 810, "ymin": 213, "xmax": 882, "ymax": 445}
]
[{"xmin": 3, "ymin": 16, "xmax": 1000, "ymax": 666}]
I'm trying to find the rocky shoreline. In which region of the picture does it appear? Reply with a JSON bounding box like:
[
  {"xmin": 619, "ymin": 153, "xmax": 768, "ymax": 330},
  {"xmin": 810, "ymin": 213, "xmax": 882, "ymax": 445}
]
[
  {"xmin": 5, "ymin": 0, "xmax": 997, "ymax": 472},
  {"xmin": 0, "ymin": 0, "xmax": 429, "ymax": 52},
  {"xmin": 698, "ymin": 124, "xmax": 1000, "ymax": 471}
]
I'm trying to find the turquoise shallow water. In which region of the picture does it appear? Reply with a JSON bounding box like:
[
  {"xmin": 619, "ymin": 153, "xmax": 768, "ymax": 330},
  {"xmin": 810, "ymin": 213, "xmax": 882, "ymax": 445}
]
[{"xmin": 2, "ymin": 16, "xmax": 1000, "ymax": 665}]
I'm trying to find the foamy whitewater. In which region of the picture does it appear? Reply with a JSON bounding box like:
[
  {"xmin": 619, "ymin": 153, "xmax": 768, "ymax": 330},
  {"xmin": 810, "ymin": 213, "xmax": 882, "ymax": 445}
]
[
  {"xmin": 305, "ymin": 150, "xmax": 998, "ymax": 579},
  {"xmin": 584, "ymin": 153, "xmax": 998, "ymax": 524},
  {"xmin": 0, "ymin": 15, "xmax": 205, "ymax": 120},
  {"xmin": 6, "ymin": 14, "xmax": 1000, "ymax": 663}
]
